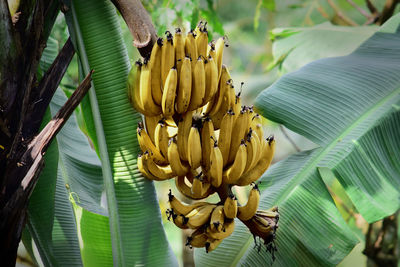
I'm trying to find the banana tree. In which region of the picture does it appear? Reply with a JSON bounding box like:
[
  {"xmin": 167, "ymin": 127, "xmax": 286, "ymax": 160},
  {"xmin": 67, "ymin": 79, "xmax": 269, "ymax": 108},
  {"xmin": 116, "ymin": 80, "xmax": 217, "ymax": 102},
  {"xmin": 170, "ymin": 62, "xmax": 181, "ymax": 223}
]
[{"xmin": 2, "ymin": 0, "xmax": 400, "ymax": 266}]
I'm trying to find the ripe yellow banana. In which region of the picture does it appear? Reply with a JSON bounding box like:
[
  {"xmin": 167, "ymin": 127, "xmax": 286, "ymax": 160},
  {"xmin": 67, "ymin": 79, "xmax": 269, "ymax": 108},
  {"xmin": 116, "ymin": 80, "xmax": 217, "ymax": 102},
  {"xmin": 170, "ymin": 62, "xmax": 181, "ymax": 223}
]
[
  {"xmin": 167, "ymin": 137, "xmax": 189, "ymax": 176},
  {"xmin": 175, "ymin": 175, "xmax": 214, "ymax": 200},
  {"xmin": 177, "ymin": 111, "xmax": 193, "ymax": 161},
  {"xmin": 223, "ymin": 194, "xmax": 238, "ymax": 219},
  {"xmin": 185, "ymin": 30, "xmax": 198, "ymax": 70},
  {"xmin": 140, "ymin": 60, "xmax": 162, "ymax": 115},
  {"xmin": 215, "ymin": 37, "xmax": 227, "ymax": 79},
  {"xmin": 222, "ymin": 140, "xmax": 247, "ymax": 184},
  {"xmin": 235, "ymin": 136, "xmax": 275, "ymax": 186},
  {"xmin": 187, "ymin": 227, "xmax": 208, "ymax": 248},
  {"xmin": 233, "ymin": 86, "xmax": 242, "ymax": 117},
  {"xmin": 161, "ymin": 31, "xmax": 175, "ymax": 87},
  {"xmin": 174, "ymin": 28, "xmax": 185, "ymax": 75},
  {"xmin": 218, "ymin": 110, "xmax": 235, "ymax": 167},
  {"xmin": 168, "ymin": 190, "xmax": 208, "ymax": 216},
  {"xmin": 188, "ymin": 124, "xmax": 202, "ymax": 169},
  {"xmin": 154, "ymin": 119, "xmax": 169, "ymax": 160},
  {"xmin": 203, "ymin": 55, "xmax": 218, "ymax": 105},
  {"xmin": 172, "ymin": 212, "xmax": 189, "ymax": 229},
  {"xmin": 227, "ymin": 107, "xmax": 248, "ymax": 165},
  {"xmin": 243, "ymin": 129, "xmax": 259, "ymax": 174},
  {"xmin": 137, "ymin": 123, "xmax": 167, "ymax": 165},
  {"xmin": 201, "ymin": 117, "xmax": 215, "ymax": 172},
  {"xmin": 137, "ymin": 152, "xmax": 172, "ymax": 181},
  {"xmin": 127, "ymin": 60, "xmax": 139, "ymax": 106},
  {"xmin": 161, "ymin": 66, "xmax": 178, "ymax": 117},
  {"xmin": 149, "ymin": 37, "xmax": 163, "ymax": 105},
  {"xmin": 251, "ymin": 130, "xmax": 263, "ymax": 170},
  {"xmin": 144, "ymin": 152, "xmax": 176, "ymax": 180},
  {"xmin": 176, "ymin": 56, "xmax": 192, "ymax": 114},
  {"xmin": 205, "ymin": 238, "xmax": 223, "ymax": 253},
  {"xmin": 251, "ymin": 113, "xmax": 264, "ymax": 143},
  {"xmin": 207, "ymin": 219, "xmax": 235, "ymax": 240},
  {"xmin": 128, "ymin": 60, "xmax": 153, "ymax": 116},
  {"xmin": 186, "ymin": 203, "xmax": 216, "ymax": 228},
  {"xmin": 191, "ymin": 173, "xmax": 204, "ymax": 198},
  {"xmin": 143, "ymin": 115, "xmax": 162, "ymax": 145},
  {"xmin": 205, "ymin": 64, "xmax": 231, "ymax": 116},
  {"xmin": 237, "ymin": 184, "xmax": 260, "ymax": 221},
  {"xmin": 210, "ymin": 205, "xmax": 224, "ymax": 232},
  {"xmin": 188, "ymin": 56, "xmax": 205, "ymax": 111},
  {"xmin": 209, "ymin": 137, "xmax": 223, "ymax": 188},
  {"xmin": 196, "ymin": 23, "xmax": 208, "ymax": 58}
]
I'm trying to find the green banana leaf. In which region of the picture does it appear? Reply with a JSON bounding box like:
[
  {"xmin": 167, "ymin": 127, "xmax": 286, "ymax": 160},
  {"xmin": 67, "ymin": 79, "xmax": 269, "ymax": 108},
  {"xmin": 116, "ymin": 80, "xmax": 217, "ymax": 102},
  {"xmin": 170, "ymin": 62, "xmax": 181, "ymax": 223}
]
[
  {"xmin": 269, "ymin": 22, "xmax": 378, "ymax": 74},
  {"xmin": 66, "ymin": 0, "xmax": 177, "ymax": 265},
  {"xmin": 195, "ymin": 13, "xmax": 400, "ymax": 267}
]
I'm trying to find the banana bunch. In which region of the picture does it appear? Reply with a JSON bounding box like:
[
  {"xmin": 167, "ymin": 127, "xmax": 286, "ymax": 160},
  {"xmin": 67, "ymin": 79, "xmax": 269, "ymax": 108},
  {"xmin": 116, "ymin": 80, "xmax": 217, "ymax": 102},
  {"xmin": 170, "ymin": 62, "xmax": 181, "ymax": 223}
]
[{"xmin": 129, "ymin": 21, "xmax": 278, "ymax": 253}]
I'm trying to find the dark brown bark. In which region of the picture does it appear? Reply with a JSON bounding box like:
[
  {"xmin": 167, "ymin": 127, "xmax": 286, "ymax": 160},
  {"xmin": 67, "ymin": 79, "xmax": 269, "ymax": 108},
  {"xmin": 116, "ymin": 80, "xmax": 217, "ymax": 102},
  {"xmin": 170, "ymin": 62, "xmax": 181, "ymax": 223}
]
[
  {"xmin": 0, "ymin": 1, "xmax": 88, "ymax": 265},
  {"xmin": 0, "ymin": 71, "xmax": 93, "ymax": 266}
]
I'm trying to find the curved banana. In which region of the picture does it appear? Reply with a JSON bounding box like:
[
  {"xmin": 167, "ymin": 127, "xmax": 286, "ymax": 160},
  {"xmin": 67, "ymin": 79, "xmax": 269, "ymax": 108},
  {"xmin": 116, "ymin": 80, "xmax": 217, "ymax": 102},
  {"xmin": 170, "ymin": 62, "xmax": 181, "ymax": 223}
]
[
  {"xmin": 140, "ymin": 60, "xmax": 162, "ymax": 115},
  {"xmin": 227, "ymin": 107, "xmax": 248, "ymax": 165},
  {"xmin": 209, "ymin": 137, "xmax": 223, "ymax": 188},
  {"xmin": 237, "ymin": 184, "xmax": 260, "ymax": 221},
  {"xmin": 154, "ymin": 119, "xmax": 170, "ymax": 160},
  {"xmin": 144, "ymin": 152, "xmax": 176, "ymax": 180},
  {"xmin": 205, "ymin": 238, "xmax": 223, "ymax": 253},
  {"xmin": 251, "ymin": 113, "xmax": 264, "ymax": 143},
  {"xmin": 128, "ymin": 60, "xmax": 156, "ymax": 116},
  {"xmin": 177, "ymin": 111, "xmax": 193, "ymax": 161},
  {"xmin": 233, "ymin": 87, "xmax": 242, "ymax": 117},
  {"xmin": 207, "ymin": 219, "xmax": 235, "ymax": 240},
  {"xmin": 186, "ymin": 203, "xmax": 216, "ymax": 228},
  {"xmin": 187, "ymin": 227, "xmax": 208, "ymax": 248},
  {"xmin": 176, "ymin": 56, "xmax": 192, "ymax": 114},
  {"xmin": 172, "ymin": 213, "xmax": 189, "ymax": 229},
  {"xmin": 174, "ymin": 28, "xmax": 185, "ymax": 75},
  {"xmin": 210, "ymin": 205, "xmax": 224, "ymax": 232},
  {"xmin": 196, "ymin": 23, "xmax": 208, "ymax": 58},
  {"xmin": 235, "ymin": 136, "xmax": 275, "ymax": 186},
  {"xmin": 144, "ymin": 114, "xmax": 162, "ymax": 145},
  {"xmin": 175, "ymin": 175, "xmax": 214, "ymax": 200},
  {"xmin": 138, "ymin": 152, "xmax": 173, "ymax": 181},
  {"xmin": 214, "ymin": 37, "xmax": 227, "ymax": 79},
  {"xmin": 185, "ymin": 30, "xmax": 198, "ymax": 70},
  {"xmin": 252, "ymin": 130, "xmax": 263, "ymax": 169},
  {"xmin": 161, "ymin": 66, "xmax": 178, "ymax": 117},
  {"xmin": 127, "ymin": 60, "xmax": 141, "ymax": 109},
  {"xmin": 191, "ymin": 173, "xmax": 204, "ymax": 198},
  {"xmin": 223, "ymin": 194, "xmax": 238, "ymax": 219},
  {"xmin": 137, "ymin": 123, "xmax": 167, "ymax": 165},
  {"xmin": 203, "ymin": 55, "xmax": 219, "ymax": 106},
  {"xmin": 188, "ymin": 124, "xmax": 202, "ymax": 169},
  {"xmin": 218, "ymin": 110, "xmax": 235, "ymax": 167},
  {"xmin": 222, "ymin": 140, "xmax": 247, "ymax": 184},
  {"xmin": 188, "ymin": 56, "xmax": 205, "ymax": 111},
  {"xmin": 201, "ymin": 117, "xmax": 215, "ymax": 172},
  {"xmin": 243, "ymin": 129, "xmax": 258, "ymax": 174},
  {"xmin": 167, "ymin": 137, "xmax": 189, "ymax": 176},
  {"xmin": 168, "ymin": 190, "xmax": 208, "ymax": 216},
  {"xmin": 205, "ymin": 65, "xmax": 231, "ymax": 116},
  {"xmin": 161, "ymin": 31, "xmax": 175, "ymax": 87},
  {"xmin": 149, "ymin": 37, "xmax": 163, "ymax": 105}
]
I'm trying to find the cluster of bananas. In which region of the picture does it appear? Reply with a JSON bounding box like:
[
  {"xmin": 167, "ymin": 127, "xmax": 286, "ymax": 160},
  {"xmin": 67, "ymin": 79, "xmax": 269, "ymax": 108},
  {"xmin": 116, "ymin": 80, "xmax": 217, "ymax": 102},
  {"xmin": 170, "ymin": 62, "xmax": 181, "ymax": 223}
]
[{"xmin": 128, "ymin": 22, "xmax": 279, "ymax": 253}]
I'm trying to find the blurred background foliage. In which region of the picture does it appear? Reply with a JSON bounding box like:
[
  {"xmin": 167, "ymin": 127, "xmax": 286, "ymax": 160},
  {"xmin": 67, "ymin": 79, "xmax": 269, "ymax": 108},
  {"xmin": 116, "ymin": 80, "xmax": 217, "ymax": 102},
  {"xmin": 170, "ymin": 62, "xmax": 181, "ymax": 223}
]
[{"xmin": 18, "ymin": 1, "xmax": 398, "ymax": 266}]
